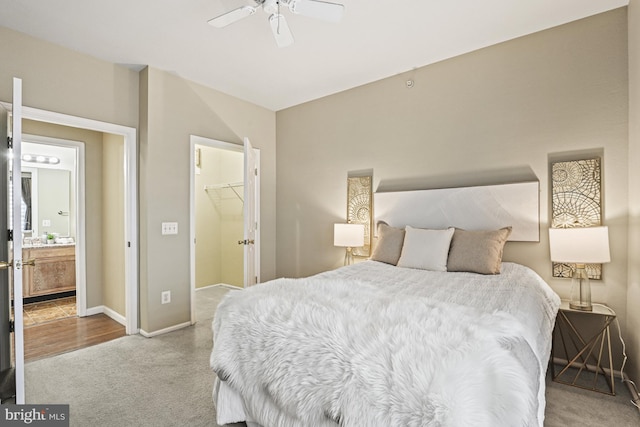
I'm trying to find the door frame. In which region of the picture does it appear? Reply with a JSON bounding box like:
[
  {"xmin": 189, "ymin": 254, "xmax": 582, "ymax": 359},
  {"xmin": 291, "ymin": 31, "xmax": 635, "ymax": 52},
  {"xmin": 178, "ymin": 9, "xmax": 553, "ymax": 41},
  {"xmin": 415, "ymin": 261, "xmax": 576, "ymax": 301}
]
[
  {"xmin": 189, "ymin": 135, "xmax": 260, "ymax": 324},
  {"xmin": 1, "ymin": 102, "xmax": 139, "ymax": 334},
  {"xmin": 0, "ymin": 101, "xmax": 10, "ymax": 377}
]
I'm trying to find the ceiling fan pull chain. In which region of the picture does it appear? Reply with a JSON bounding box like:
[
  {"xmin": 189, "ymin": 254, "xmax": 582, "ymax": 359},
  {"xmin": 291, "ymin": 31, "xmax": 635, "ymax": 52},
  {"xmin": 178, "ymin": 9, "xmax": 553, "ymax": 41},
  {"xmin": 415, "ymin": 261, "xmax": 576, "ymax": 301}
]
[{"xmin": 277, "ymin": 0, "xmax": 281, "ymax": 34}]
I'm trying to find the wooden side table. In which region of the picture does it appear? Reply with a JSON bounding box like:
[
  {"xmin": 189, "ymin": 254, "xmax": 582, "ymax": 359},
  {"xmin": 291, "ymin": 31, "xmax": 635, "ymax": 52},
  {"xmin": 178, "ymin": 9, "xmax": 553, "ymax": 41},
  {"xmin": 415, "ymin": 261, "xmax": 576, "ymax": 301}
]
[{"xmin": 551, "ymin": 300, "xmax": 617, "ymax": 395}]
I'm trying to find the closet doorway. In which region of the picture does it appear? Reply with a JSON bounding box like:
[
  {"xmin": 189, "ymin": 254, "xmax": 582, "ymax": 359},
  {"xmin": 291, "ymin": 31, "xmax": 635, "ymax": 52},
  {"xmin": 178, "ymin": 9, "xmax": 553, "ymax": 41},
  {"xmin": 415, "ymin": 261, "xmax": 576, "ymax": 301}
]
[{"xmin": 189, "ymin": 136, "xmax": 260, "ymax": 323}]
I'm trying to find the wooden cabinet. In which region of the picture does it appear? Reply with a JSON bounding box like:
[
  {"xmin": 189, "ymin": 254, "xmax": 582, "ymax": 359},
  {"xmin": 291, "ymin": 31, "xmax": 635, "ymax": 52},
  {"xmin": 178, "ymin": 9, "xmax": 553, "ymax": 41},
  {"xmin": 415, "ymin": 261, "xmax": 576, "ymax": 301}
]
[{"xmin": 23, "ymin": 245, "xmax": 76, "ymax": 298}]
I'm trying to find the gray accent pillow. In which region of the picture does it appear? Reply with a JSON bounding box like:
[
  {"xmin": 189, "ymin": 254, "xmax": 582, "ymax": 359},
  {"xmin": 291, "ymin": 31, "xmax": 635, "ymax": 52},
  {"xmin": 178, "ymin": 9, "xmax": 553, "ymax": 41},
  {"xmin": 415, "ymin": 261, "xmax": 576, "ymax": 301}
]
[
  {"xmin": 447, "ymin": 227, "xmax": 512, "ymax": 274},
  {"xmin": 370, "ymin": 222, "xmax": 405, "ymax": 265}
]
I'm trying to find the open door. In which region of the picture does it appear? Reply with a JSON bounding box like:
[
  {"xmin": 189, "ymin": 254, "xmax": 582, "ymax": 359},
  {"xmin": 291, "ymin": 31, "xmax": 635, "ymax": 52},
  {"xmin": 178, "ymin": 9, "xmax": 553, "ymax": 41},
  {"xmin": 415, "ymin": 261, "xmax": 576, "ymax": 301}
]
[
  {"xmin": 0, "ymin": 85, "xmax": 12, "ymax": 402},
  {"xmin": 242, "ymin": 137, "xmax": 259, "ymax": 287},
  {"xmin": 0, "ymin": 78, "xmax": 26, "ymax": 403}
]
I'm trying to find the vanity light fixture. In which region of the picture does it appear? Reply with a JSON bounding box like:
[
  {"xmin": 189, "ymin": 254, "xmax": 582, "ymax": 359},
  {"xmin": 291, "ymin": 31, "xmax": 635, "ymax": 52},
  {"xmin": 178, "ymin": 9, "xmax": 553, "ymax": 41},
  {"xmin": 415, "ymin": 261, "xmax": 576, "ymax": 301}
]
[{"xmin": 22, "ymin": 154, "xmax": 60, "ymax": 165}]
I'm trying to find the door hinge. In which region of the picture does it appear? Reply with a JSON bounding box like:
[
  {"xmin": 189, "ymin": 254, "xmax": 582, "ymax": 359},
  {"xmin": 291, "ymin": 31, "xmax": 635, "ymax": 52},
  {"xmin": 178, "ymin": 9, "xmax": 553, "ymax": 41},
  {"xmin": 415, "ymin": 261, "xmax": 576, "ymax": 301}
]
[
  {"xmin": 254, "ymin": 168, "xmax": 258, "ymax": 176},
  {"xmin": 9, "ymin": 319, "xmax": 14, "ymax": 333},
  {"xmin": 7, "ymin": 136, "xmax": 12, "ymax": 149},
  {"xmin": 7, "ymin": 230, "xmax": 12, "ymax": 242}
]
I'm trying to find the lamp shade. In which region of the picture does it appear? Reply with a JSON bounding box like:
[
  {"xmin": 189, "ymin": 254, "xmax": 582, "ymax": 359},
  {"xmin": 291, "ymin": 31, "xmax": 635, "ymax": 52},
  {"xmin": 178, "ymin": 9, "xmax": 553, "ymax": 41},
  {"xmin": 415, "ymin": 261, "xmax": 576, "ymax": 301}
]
[
  {"xmin": 334, "ymin": 223, "xmax": 365, "ymax": 248},
  {"xmin": 549, "ymin": 226, "xmax": 611, "ymax": 264}
]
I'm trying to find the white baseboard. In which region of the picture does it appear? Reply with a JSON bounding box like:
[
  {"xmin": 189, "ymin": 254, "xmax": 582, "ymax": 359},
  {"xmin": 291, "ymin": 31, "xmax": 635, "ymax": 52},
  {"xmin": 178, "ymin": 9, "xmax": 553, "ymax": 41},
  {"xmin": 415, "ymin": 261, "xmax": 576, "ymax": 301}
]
[
  {"xmin": 139, "ymin": 321, "xmax": 191, "ymax": 338},
  {"xmin": 85, "ymin": 305, "xmax": 126, "ymax": 327},
  {"xmin": 103, "ymin": 306, "xmax": 126, "ymax": 326},
  {"xmin": 85, "ymin": 306, "xmax": 102, "ymax": 317},
  {"xmin": 196, "ymin": 283, "xmax": 242, "ymax": 291},
  {"xmin": 551, "ymin": 356, "xmax": 640, "ymax": 403},
  {"xmin": 552, "ymin": 356, "xmax": 624, "ymax": 379}
]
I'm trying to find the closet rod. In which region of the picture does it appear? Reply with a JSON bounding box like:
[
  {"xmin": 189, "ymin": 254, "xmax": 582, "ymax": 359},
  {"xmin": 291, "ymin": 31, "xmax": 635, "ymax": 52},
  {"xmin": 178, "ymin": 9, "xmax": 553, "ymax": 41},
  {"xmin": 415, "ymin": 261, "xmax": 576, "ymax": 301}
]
[
  {"xmin": 204, "ymin": 182, "xmax": 244, "ymax": 203},
  {"xmin": 204, "ymin": 181, "xmax": 243, "ymax": 190}
]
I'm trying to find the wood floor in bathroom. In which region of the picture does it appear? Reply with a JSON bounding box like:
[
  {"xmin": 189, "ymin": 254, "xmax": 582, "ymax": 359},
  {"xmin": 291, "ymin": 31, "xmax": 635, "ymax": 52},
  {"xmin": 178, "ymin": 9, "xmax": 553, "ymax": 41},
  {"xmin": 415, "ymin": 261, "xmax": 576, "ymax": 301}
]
[{"xmin": 23, "ymin": 297, "xmax": 125, "ymax": 362}]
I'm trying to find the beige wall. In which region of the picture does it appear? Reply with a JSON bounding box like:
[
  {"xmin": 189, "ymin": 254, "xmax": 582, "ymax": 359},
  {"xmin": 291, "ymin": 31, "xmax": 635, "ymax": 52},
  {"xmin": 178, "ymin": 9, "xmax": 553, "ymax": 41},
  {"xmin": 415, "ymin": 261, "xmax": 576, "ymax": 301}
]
[
  {"xmin": 195, "ymin": 145, "xmax": 223, "ymax": 287},
  {"xmin": 36, "ymin": 169, "xmax": 70, "ymax": 237},
  {"xmin": 627, "ymin": 0, "xmax": 640, "ymax": 382},
  {"xmin": 139, "ymin": 67, "xmax": 276, "ymax": 333},
  {"xmin": 0, "ymin": 27, "xmax": 138, "ymax": 128},
  {"xmin": 102, "ymin": 133, "xmax": 126, "ymax": 316},
  {"xmin": 219, "ymin": 150, "xmax": 244, "ymax": 287},
  {"xmin": 277, "ymin": 8, "xmax": 632, "ymax": 355}
]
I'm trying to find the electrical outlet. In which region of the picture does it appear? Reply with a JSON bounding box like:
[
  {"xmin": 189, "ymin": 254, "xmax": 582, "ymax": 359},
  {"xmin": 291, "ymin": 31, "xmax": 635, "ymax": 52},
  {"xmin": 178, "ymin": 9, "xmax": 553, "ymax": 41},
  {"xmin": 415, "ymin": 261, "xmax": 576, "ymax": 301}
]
[
  {"xmin": 161, "ymin": 291, "xmax": 171, "ymax": 304},
  {"xmin": 42, "ymin": 219, "xmax": 51, "ymax": 227},
  {"xmin": 161, "ymin": 222, "xmax": 178, "ymax": 235}
]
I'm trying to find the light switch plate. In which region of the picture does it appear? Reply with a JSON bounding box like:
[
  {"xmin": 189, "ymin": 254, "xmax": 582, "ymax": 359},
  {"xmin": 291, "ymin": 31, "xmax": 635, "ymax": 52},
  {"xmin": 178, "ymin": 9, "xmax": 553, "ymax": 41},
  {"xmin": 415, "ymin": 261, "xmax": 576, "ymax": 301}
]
[
  {"xmin": 161, "ymin": 222, "xmax": 178, "ymax": 235},
  {"xmin": 42, "ymin": 219, "xmax": 51, "ymax": 227}
]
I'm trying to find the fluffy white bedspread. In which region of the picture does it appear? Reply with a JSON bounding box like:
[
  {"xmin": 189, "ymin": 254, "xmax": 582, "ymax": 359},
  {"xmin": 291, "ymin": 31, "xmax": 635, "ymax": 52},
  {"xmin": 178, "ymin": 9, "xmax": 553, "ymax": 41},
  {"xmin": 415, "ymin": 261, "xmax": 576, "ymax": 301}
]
[{"xmin": 211, "ymin": 262, "xmax": 560, "ymax": 427}]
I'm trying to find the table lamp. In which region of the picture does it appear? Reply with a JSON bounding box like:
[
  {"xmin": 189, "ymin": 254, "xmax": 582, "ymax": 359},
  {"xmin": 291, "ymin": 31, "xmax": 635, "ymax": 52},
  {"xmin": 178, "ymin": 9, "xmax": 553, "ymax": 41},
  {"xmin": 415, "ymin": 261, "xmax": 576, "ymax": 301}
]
[
  {"xmin": 334, "ymin": 223, "xmax": 365, "ymax": 266},
  {"xmin": 549, "ymin": 226, "xmax": 611, "ymax": 311}
]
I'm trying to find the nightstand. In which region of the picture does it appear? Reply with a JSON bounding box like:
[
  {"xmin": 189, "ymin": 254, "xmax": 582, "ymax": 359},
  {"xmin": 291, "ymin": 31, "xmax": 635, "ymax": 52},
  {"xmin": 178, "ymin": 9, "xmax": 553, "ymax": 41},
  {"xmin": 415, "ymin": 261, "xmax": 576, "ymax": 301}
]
[{"xmin": 551, "ymin": 300, "xmax": 617, "ymax": 395}]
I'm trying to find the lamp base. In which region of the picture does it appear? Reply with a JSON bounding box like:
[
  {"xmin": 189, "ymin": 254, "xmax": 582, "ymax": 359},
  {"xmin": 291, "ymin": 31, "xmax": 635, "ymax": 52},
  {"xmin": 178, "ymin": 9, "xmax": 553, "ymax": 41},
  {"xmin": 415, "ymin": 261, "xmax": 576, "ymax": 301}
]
[
  {"xmin": 569, "ymin": 264, "xmax": 592, "ymax": 312},
  {"xmin": 569, "ymin": 301, "xmax": 593, "ymax": 311},
  {"xmin": 344, "ymin": 247, "xmax": 354, "ymax": 266}
]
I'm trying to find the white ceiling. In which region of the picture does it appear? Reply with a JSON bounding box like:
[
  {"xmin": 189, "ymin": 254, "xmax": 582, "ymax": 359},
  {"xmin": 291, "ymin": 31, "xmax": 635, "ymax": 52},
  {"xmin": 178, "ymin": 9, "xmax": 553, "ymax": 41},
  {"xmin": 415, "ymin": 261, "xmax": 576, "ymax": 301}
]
[{"xmin": 0, "ymin": 0, "xmax": 629, "ymax": 111}]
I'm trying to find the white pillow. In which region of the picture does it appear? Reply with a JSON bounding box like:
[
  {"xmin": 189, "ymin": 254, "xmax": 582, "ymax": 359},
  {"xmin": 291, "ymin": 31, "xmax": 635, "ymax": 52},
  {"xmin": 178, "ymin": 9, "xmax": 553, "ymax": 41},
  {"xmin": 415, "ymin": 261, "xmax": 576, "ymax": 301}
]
[{"xmin": 397, "ymin": 226, "xmax": 455, "ymax": 271}]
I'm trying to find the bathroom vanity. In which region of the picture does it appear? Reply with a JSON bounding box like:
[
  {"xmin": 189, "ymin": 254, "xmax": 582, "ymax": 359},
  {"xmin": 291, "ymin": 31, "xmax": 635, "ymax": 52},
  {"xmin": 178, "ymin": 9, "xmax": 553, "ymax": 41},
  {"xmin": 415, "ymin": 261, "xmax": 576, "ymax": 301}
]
[{"xmin": 22, "ymin": 244, "xmax": 76, "ymax": 298}]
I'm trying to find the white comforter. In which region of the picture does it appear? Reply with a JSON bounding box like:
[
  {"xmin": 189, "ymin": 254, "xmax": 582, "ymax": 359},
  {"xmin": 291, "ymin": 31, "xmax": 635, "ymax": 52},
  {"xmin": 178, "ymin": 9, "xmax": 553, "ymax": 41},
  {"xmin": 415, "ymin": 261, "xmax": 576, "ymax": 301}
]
[{"xmin": 210, "ymin": 261, "xmax": 560, "ymax": 427}]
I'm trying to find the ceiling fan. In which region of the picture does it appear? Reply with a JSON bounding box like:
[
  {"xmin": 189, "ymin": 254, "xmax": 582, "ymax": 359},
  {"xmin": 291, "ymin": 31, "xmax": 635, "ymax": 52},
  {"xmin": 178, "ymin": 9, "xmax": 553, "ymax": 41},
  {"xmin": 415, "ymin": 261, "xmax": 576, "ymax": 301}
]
[{"xmin": 208, "ymin": 0, "xmax": 345, "ymax": 48}]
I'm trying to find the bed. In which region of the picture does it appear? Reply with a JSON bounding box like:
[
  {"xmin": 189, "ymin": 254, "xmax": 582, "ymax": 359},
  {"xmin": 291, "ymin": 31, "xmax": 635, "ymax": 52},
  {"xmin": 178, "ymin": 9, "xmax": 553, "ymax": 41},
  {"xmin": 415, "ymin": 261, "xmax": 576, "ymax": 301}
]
[{"xmin": 210, "ymin": 183, "xmax": 560, "ymax": 426}]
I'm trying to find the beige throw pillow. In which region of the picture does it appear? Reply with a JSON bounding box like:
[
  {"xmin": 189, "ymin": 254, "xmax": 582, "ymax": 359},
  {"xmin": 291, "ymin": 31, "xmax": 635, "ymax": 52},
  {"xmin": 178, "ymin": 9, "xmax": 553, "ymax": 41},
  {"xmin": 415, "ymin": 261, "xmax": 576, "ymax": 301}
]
[
  {"xmin": 446, "ymin": 227, "xmax": 512, "ymax": 274},
  {"xmin": 370, "ymin": 222, "xmax": 405, "ymax": 265}
]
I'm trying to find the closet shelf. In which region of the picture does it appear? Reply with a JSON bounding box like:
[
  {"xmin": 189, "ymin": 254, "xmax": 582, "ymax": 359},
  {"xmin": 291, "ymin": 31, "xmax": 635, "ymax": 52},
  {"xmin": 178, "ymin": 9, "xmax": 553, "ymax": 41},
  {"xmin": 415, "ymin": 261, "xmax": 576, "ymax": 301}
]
[{"xmin": 205, "ymin": 182, "xmax": 244, "ymax": 204}]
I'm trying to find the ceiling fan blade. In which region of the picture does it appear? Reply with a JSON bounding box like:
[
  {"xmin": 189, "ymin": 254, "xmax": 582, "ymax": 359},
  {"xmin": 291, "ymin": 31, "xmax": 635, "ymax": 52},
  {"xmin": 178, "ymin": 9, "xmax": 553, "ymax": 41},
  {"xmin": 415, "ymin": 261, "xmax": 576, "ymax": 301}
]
[
  {"xmin": 289, "ymin": 0, "xmax": 344, "ymax": 23},
  {"xmin": 208, "ymin": 6, "xmax": 256, "ymax": 28},
  {"xmin": 269, "ymin": 14, "xmax": 294, "ymax": 48}
]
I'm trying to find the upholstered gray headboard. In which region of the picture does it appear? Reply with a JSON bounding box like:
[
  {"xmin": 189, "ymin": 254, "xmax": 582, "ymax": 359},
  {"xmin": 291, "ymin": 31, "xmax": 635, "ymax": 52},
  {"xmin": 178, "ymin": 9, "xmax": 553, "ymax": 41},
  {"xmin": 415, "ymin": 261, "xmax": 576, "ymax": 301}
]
[{"xmin": 373, "ymin": 181, "xmax": 540, "ymax": 242}]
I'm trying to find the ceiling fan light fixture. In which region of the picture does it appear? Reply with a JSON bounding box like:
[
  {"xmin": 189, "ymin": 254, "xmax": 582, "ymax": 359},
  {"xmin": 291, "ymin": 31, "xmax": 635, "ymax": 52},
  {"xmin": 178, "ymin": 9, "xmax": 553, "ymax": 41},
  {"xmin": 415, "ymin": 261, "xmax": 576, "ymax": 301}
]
[{"xmin": 262, "ymin": 0, "xmax": 280, "ymax": 15}]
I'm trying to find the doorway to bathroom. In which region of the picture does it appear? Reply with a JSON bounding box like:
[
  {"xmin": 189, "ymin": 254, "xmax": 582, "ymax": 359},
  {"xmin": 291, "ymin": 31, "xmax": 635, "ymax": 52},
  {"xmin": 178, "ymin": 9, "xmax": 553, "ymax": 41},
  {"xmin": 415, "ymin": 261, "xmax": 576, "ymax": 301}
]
[
  {"xmin": 17, "ymin": 123, "xmax": 128, "ymax": 361},
  {"xmin": 1, "ymin": 86, "xmax": 138, "ymax": 403}
]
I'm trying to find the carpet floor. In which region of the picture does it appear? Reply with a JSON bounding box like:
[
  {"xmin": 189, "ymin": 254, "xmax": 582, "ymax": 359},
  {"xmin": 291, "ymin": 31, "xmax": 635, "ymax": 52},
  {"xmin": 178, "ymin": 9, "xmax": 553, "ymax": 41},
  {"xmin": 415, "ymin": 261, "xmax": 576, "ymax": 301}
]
[{"xmin": 24, "ymin": 285, "xmax": 640, "ymax": 426}]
